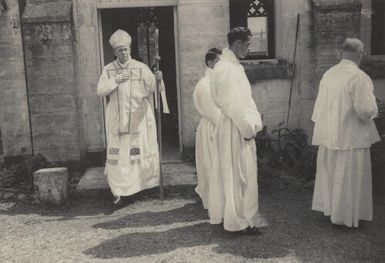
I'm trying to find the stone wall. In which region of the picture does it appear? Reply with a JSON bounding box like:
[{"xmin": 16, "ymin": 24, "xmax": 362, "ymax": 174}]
[
  {"xmin": 247, "ymin": 0, "xmax": 315, "ymax": 135},
  {"xmin": 22, "ymin": 0, "xmax": 84, "ymax": 162},
  {"xmin": 313, "ymin": 0, "xmax": 362, "ymax": 83},
  {"xmin": 73, "ymin": 0, "xmax": 105, "ymax": 153},
  {"xmin": 177, "ymin": 0, "xmax": 229, "ymax": 149},
  {"xmin": 179, "ymin": 0, "xmax": 318, "ymax": 147},
  {"xmin": 2, "ymin": 0, "xmax": 379, "ymax": 162},
  {"xmin": 0, "ymin": 0, "xmax": 32, "ymax": 157}
]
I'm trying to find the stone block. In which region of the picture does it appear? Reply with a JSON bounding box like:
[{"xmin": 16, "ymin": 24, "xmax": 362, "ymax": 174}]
[
  {"xmin": 33, "ymin": 167, "xmax": 68, "ymax": 205},
  {"xmin": 22, "ymin": 1, "xmax": 72, "ymax": 23}
]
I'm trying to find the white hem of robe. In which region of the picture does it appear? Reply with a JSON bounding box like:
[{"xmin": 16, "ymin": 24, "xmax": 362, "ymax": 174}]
[
  {"xmin": 312, "ymin": 146, "xmax": 373, "ymax": 227},
  {"xmin": 219, "ymin": 116, "xmax": 259, "ymax": 232},
  {"xmin": 195, "ymin": 119, "xmax": 216, "ymax": 209}
]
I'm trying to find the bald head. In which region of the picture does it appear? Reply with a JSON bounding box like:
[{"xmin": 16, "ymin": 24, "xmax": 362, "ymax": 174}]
[
  {"xmin": 342, "ymin": 38, "xmax": 364, "ymax": 53},
  {"xmin": 341, "ymin": 38, "xmax": 365, "ymax": 65}
]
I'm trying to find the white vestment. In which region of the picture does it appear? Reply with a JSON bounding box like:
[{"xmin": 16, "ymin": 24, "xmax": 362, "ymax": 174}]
[
  {"xmin": 193, "ymin": 68, "xmax": 223, "ymax": 221},
  {"xmin": 97, "ymin": 59, "xmax": 160, "ymax": 196},
  {"xmin": 311, "ymin": 59, "xmax": 380, "ymax": 227},
  {"xmin": 210, "ymin": 48, "xmax": 263, "ymax": 231}
]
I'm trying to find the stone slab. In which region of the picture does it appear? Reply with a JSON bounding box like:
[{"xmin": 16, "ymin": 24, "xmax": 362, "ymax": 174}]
[
  {"xmin": 33, "ymin": 167, "xmax": 69, "ymax": 205},
  {"xmin": 75, "ymin": 163, "xmax": 197, "ymax": 198}
]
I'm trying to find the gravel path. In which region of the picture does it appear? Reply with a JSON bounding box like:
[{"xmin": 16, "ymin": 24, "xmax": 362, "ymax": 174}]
[{"xmin": 1, "ymin": 188, "xmax": 384, "ymax": 263}]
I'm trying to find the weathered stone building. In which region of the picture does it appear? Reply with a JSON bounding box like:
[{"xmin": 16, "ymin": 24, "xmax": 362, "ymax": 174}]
[{"xmin": 0, "ymin": 0, "xmax": 384, "ymax": 168}]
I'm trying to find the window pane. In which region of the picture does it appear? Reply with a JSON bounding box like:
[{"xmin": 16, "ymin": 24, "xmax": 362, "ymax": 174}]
[{"xmin": 248, "ymin": 16, "xmax": 268, "ymax": 56}]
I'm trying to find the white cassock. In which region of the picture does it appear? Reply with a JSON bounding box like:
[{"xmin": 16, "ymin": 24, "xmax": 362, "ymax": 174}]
[
  {"xmin": 311, "ymin": 59, "xmax": 380, "ymax": 227},
  {"xmin": 210, "ymin": 48, "xmax": 263, "ymax": 231},
  {"xmin": 193, "ymin": 67, "xmax": 223, "ymax": 222},
  {"xmin": 97, "ymin": 58, "xmax": 161, "ymax": 196}
]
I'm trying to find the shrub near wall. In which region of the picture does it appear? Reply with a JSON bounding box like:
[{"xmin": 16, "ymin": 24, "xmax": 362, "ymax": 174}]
[{"xmin": 256, "ymin": 122, "xmax": 317, "ymax": 190}]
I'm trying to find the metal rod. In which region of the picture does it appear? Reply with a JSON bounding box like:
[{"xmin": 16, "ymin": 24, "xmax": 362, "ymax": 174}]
[
  {"xmin": 154, "ymin": 56, "xmax": 164, "ymax": 200},
  {"xmin": 286, "ymin": 13, "xmax": 300, "ymax": 126},
  {"xmin": 153, "ymin": 27, "xmax": 164, "ymax": 200}
]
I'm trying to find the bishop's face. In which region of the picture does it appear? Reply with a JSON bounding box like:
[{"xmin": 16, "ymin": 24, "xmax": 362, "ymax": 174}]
[{"xmin": 114, "ymin": 45, "xmax": 131, "ymax": 64}]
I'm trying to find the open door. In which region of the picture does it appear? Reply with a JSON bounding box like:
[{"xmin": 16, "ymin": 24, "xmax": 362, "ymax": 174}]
[{"xmin": 99, "ymin": 6, "xmax": 180, "ymax": 161}]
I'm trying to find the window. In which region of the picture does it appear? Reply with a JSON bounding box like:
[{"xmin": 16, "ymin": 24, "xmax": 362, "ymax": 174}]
[
  {"xmin": 371, "ymin": 0, "xmax": 385, "ymax": 55},
  {"xmin": 230, "ymin": 0, "xmax": 275, "ymax": 59}
]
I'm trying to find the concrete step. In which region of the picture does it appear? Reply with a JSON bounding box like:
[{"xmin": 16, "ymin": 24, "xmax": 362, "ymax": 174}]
[{"xmin": 75, "ymin": 162, "xmax": 197, "ymax": 199}]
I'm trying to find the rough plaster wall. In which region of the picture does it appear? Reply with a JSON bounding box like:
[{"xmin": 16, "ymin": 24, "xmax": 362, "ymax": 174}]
[
  {"xmin": 73, "ymin": 0, "xmax": 105, "ymax": 152},
  {"xmin": 0, "ymin": 0, "xmax": 32, "ymax": 156},
  {"xmin": 181, "ymin": 0, "xmax": 316, "ymax": 147},
  {"xmin": 250, "ymin": 0, "xmax": 315, "ymax": 135},
  {"xmin": 360, "ymin": 0, "xmax": 371, "ymax": 53},
  {"xmin": 22, "ymin": 0, "xmax": 83, "ymax": 162},
  {"xmin": 251, "ymin": 79, "xmax": 292, "ymax": 130},
  {"xmin": 178, "ymin": 0, "xmax": 229, "ymax": 148}
]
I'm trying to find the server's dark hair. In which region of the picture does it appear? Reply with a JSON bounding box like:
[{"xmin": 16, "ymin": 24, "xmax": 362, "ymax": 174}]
[
  {"xmin": 227, "ymin": 27, "xmax": 252, "ymax": 45},
  {"xmin": 205, "ymin": 48, "xmax": 222, "ymax": 67}
]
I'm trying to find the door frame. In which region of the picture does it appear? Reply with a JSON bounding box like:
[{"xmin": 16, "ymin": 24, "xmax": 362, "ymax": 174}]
[{"xmin": 96, "ymin": 1, "xmax": 183, "ymax": 154}]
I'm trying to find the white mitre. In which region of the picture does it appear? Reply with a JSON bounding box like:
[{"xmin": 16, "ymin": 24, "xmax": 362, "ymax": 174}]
[{"xmin": 109, "ymin": 29, "xmax": 132, "ymax": 49}]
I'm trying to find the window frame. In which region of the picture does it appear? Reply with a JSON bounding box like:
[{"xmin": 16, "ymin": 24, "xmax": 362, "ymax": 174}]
[{"xmin": 229, "ymin": 0, "xmax": 275, "ymax": 60}]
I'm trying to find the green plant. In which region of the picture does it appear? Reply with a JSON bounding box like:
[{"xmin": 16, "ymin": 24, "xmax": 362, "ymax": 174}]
[
  {"xmin": 255, "ymin": 122, "xmax": 317, "ymax": 188},
  {"xmin": 256, "ymin": 122, "xmax": 311, "ymax": 168},
  {"xmin": 0, "ymin": 152, "xmax": 53, "ymax": 190}
]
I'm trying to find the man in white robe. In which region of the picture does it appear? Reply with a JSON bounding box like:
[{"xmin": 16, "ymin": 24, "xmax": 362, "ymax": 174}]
[
  {"xmin": 210, "ymin": 27, "xmax": 263, "ymax": 234},
  {"xmin": 97, "ymin": 29, "xmax": 164, "ymax": 205},
  {"xmin": 311, "ymin": 38, "xmax": 380, "ymax": 227},
  {"xmin": 193, "ymin": 48, "xmax": 223, "ymax": 220}
]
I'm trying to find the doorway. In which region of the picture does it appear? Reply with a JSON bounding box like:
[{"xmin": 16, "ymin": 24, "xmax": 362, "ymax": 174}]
[{"xmin": 99, "ymin": 6, "xmax": 181, "ymax": 161}]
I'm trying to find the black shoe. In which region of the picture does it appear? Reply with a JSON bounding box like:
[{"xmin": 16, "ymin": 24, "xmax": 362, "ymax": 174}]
[{"xmin": 240, "ymin": 226, "xmax": 262, "ymax": 236}]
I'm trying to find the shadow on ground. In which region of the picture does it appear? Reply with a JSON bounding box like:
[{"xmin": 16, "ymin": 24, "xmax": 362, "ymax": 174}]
[
  {"xmin": 84, "ymin": 190, "xmax": 385, "ymax": 262},
  {"xmin": 0, "ymin": 185, "xmax": 198, "ymax": 222},
  {"xmin": 93, "ymin": 202, "xmax": 207, "ymax": 229}
]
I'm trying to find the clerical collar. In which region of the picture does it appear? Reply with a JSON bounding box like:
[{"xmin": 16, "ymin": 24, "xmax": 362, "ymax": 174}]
[
  {"xmin": 340, "ymin": 59, "xmax": 358, "ymax": 68},
  {"xmin": 221, "ymin": 48, "xmax": 240, "ymax": 65}
]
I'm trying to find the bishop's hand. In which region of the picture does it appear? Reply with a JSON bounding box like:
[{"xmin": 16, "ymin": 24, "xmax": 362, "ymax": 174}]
[
  {"xmin": 115, "ymin": 72, "xmax": 130, "ymax": 84},
  {"xmin": 155, "ymin": 71, "xmax": 163, "ymax": 81}
]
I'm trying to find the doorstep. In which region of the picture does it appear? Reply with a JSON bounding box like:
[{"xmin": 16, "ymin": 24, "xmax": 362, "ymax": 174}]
[{"xmin": 75, "ymin": 162, "xmax": 197, "ymax": 198}]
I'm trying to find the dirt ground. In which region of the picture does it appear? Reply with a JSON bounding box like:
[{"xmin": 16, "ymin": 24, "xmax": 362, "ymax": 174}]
[{"xmin": 0, "ymin": 187, "xmax": 384, "ymax": 263}]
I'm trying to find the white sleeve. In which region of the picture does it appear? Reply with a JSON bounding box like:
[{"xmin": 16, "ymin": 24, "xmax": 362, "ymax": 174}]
[
  {"xmin": 193, "ymin": 81, "xmax": 220, "ymax": 125},
  {"xmin": 142, "ymin": 66, "xmax": 157, "ymax": 93},
  {"xmin": 97, "ymin": 68, "xmax": 118, "ymax": 96},
  {"xmin": 211, "ymin": 66, "xmax": 262, "ymax": 138},
  {"xmin": 350, "ymin": 73, "xmax": 378, "ymax": 122}
]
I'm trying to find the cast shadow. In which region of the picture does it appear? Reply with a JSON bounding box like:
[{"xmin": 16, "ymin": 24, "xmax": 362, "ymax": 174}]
[
  {"xmin": 85, "ymin": 191, "xmax": 385, "ymax": 261},
  {"xmin": 84, "ymin": 222, "xmax": 284, "ymax": 260},
  {"xmin": 93, "ymin": 202, "xmax": 207, "ymax": 230}
]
